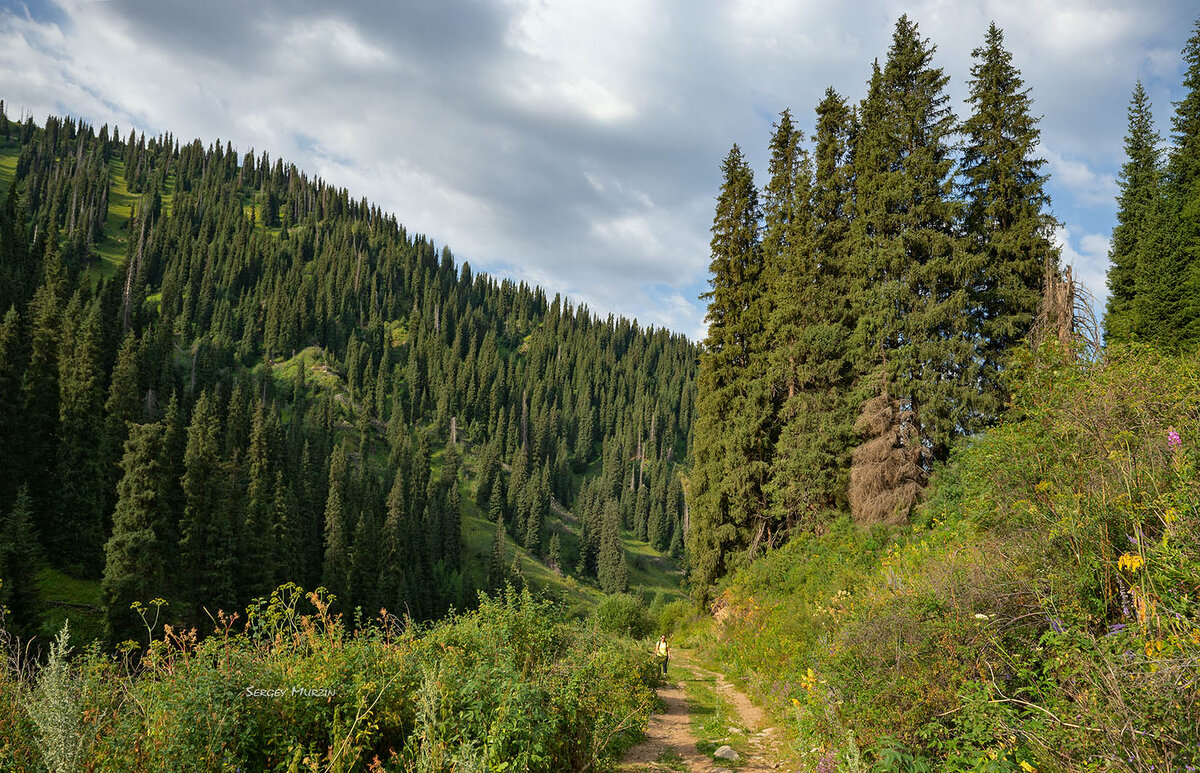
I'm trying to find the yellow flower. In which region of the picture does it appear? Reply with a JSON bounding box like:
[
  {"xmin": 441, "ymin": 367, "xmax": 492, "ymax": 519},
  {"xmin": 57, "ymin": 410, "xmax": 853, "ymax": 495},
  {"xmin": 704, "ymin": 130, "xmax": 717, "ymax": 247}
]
[
  {"xmin": 1020, "ymin": 761, "xmax": 1036, "ymax": 772},
  {"xmin": 1117, "ymin": 553, "xmax": 1144, "ymax": 572}
]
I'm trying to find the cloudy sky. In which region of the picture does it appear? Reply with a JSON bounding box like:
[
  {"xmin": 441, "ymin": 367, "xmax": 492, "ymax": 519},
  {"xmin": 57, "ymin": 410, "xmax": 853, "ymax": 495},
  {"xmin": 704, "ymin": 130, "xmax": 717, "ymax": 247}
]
[{"xmin": 1, "ymin": 0, "xmax": 1196, "ymax": 340}]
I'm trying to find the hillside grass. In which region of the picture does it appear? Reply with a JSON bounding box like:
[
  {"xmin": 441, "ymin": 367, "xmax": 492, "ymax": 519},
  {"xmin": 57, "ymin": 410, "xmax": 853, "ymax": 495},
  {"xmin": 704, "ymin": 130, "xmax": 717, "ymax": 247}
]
[
  {"xmin": 34, "ymin": 569, "xmax": 104, "ymax": 647},
  {"xmin": 0, "ymin": 142, "xmax": 18, "ymax": 196},
  {"xmin": 84, "ymin": 158, "xmax": 175, "ymax": 283},
  {"xmin": 697, "ymin": 344, "xmax": 1200, "ymax": 772}
]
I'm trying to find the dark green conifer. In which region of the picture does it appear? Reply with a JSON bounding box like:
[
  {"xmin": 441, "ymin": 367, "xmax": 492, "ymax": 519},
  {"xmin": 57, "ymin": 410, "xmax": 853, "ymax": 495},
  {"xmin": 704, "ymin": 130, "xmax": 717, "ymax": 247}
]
[
  {"xmin": 1162, "ymin": 20, "xmax": 1200, "ymax": 346},
  {"xmin": 851, "ymin": 16, "xmax": 966, "ymax": 462},
  {"xmin": 321, "ymin": 444, "xmax": 351, "ymax": 609},
  {"xmin": 239, "ymin": 399, "xmax": 275, "ymax": 602},
  {"xmin": 102, "ymin": 333, "xmax": 143, "ymax": 521},
  {"xmin": 770, "ymin": 88, "xmax": 858, "ymax": 528},
  {"xmin": 0, "ymin": 486, "xmax": 42, "ymax": 638},
  {"xmin": 647, "ymin": 502, "xmax": 668, "ymax": 552},
  {"xmin": 156, "ymin": 392, "xmax": 186, "ymax": 562},
  {"xmin": 687, "ymin": 144, "xmax": 766, "ymax": 601},
  {"xmin": 179, "ymin": 391, "xmax": 236, "ymax": 621},
  {"xmin": 597, "ymin": 500, "xmax": 628, "ymax": 594},
  {"xmin": 1106, "ymin": 83, "xmax": 1161, "ymax": 343},
  {"xmin": 764, "ymin": 105, "xmax": 854, "ymax": 531},
  {"xmin": 55, "ymin": 296, "xmax": 106, "ymax": 576},
  {"xmin": 547, "ymin": 532, "xmax": 563, "ymax": 575},
  {"xmin": 273, "ymin": 470, "xmax": 301, "ymax": 585},
  {"xmin": 22, "ymin": 230, "xmax": 66, "ymax": 540},
  {"xmin": 102, "ymin": 423, "xmax": 167, "ymax": 644},
  {"xmin": 488, "ymin": 502, "xmax": 507, "ymax": 592},
  {"xmin": 351, "ymin": 509, "xmax": 381, "ymax": 615},
  {"xmin": 960, "ymin": 22, "xmax": 1057, "ymax": 413},
  {"xmin": 379, "ymin": 465, "xmax": 408, "ymax": 613},
  {"xmin": 0, "ymin": 307, "xmax": 21, "ymax": 508}
]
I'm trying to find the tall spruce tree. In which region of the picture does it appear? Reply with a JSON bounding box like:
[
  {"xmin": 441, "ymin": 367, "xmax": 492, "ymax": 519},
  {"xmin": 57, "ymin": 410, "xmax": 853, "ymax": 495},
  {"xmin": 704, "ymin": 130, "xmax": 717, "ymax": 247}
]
[
  {"xmin": 0, "ymin": 307, "xmax": 21, "ymax": 510},
  {"xmin": 379, "ymin": 465, "xmax": 409, "ymax": 614},
  {"xmin": 765, "ymin": 99, "xmax": 858, "ymax": 530},
  {"xmin": 179, "ymin": 390, "xmax": 236, "ymax": 622},
  {"xmin": 321, "ymin": 443, "xmax": 351, "ymax": 608},
  {"xmin": 102, "ymin": 422, "xmax": 167, "ymax": 644},
  {"xmin": 687, "ymin": 145, "xmax": 766, "ymax": 600},
  {"xmin": 1105, "ymin": 83, "xmax": 1161, "ymax": 343},
  {"xmin": 239, "ymin": 399, "xmax": 275, "ymax": 602},
  {"xmin": 351, "ymin": 507, "xmax": 381, "ymax": 616},
  {"xmin": 0, "ymin": 486, "xmax": 42, "ymax": 638},
  {"xmin": 597, "ymin": 500, "xmax": 628, "ymax": 594},
  {"xmin": 1167, "ymin": 20, "xmax": 1200, "ymax": 346},
  {"xmin": 488, "ymin": 502, "xmax": 507, "ymax": 593},
  {"xmin": 850, "ymin": 16, "xmax": 967, "ymax": 464},
  {"xmin": 761, "ymin": 109, "xmax": 806, "ymax": 296},
  {"xmin": 22, "ymin": 230, "xmax": 66, "ymax": 542},
  {"xmin": 102, "ymin": 333, "xmax": 143, "ymax": 525},
  {"xmin": 960, "ymin": 22, "xmax": 1057, "ymax": 415},
  {"xmin": 55, "ymin": 296, "xmax": 107, "ymax": 576}
]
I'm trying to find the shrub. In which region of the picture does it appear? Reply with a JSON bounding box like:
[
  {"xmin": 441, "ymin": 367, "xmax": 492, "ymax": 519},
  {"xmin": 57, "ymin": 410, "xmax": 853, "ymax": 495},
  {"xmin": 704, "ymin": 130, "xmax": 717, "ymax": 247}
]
[
  {"xmin": 593, "ymin": 593, "xmax": 652, "ymax": 639},
  {"xmin": 656, "ymin": 599, "xmax": 701, "ymax": 639},
  {"xmin": 22, "ymin": 623, "xmax": 85, "ymax": 773}
]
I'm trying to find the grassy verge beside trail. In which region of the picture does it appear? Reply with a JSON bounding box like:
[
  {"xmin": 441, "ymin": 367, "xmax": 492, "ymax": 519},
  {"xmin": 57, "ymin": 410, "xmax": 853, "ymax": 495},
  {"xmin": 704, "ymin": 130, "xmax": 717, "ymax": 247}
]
[{"xmin": 676, "ymin": 661, "xmax": 749, "ymax": 766}]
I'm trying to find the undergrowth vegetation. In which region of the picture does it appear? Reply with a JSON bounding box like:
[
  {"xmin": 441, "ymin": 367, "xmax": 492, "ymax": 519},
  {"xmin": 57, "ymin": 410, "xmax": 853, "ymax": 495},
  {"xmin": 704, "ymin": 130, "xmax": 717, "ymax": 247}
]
[
  {"xmin": 699, "ymin": 344, "xmax": 1200, "ymax": 771},
  {"xmin": 0, "ymin": 584, "xmax": 658, "ymax": 771}
]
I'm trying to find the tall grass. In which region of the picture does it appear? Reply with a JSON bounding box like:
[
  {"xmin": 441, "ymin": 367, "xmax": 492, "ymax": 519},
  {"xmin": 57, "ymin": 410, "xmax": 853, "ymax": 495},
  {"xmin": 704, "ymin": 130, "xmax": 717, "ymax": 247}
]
[{"xmin": 1, "ymin": 584, "xmax": 658, "ymax": 771}]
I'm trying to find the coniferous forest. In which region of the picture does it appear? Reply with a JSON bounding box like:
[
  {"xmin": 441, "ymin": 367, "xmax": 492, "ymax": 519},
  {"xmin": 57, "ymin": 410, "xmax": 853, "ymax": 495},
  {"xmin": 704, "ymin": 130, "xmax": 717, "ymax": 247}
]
[
  {"xmin": 687, "ymin": 17, "xmax": 1059, "ymax": 599},
  {"xmin": 0, "ymin": 95, "xmax": 696, "ymax": 646},
  {"xmin": 1104, "ymin": 23, "xmax": 1200, "ymax": 348}
]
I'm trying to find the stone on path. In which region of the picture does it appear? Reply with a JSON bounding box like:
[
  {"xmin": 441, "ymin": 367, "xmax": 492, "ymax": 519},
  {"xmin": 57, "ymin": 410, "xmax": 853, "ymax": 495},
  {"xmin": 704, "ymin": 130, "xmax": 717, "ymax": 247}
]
[{"xmin": 714, "ymin": 745, "xmax": 740, "ymax": 761}]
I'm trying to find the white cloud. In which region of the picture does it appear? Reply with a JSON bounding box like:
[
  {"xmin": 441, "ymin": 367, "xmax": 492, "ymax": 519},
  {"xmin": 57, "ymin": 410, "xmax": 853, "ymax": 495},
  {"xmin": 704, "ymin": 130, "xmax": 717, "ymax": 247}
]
[
  {"xmin": 1, "ymin": 0, "xmax": 1197, "ymax": 341},
  {"xmin": 1044, "ymin": 148, "xmax": 1119, "ymax": 208},
  {"xmin": 279, "ymin": 17, "xmax": 395, "ymax": 70}
]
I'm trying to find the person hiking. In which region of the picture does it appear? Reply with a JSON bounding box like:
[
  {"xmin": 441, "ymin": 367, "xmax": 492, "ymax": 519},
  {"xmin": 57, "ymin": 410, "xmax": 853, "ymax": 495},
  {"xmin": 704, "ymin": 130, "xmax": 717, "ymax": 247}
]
[{"xmin": 655, "ymin": 635, "xmax": 669, "ymax": 675}]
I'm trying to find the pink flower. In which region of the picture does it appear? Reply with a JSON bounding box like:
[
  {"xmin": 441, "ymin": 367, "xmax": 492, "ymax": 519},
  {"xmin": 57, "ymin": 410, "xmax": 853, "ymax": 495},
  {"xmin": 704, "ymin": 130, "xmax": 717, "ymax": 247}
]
[{"xmin": 1168, "ymin": 429, "xmax": 1182, "ymax": 449}]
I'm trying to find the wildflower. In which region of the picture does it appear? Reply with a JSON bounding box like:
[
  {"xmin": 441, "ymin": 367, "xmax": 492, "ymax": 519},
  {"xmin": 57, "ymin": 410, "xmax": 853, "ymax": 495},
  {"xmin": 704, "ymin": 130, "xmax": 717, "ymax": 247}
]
[
  {"xmin": 1020, "ymin": 762, "xmax": 1037, "ymax": 773},
  {"xmin": 974, "ymin": 613, "xmax": 989, "ymax": 621},
  {"xmin": 1168, "ymin": 428, "xmax": 1182, "ymax": 449},
  {"xmin": 1118, "ymin": 553, "xmax": 1144, "ymax": 572}
]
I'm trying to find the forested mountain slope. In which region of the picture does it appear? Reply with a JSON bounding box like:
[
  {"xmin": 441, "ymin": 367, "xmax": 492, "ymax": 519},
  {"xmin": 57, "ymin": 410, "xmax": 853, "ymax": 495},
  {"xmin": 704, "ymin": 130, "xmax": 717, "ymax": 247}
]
[{"xmin": 0, "ymin": 104, "xmax": 696, "ymax": 644}]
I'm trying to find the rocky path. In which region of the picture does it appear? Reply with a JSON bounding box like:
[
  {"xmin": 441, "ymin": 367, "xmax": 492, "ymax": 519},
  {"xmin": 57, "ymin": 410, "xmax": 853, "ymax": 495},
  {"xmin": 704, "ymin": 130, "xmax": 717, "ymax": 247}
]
[{"xmin": 619, "ymin": 651, "xmax": 787, "ymax": 772}]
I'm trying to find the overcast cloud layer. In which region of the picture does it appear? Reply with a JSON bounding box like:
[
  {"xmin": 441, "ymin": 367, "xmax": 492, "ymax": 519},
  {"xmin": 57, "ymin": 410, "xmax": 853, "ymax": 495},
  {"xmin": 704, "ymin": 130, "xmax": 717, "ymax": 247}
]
[{"xmin": 1, "ymin": 0, "xmax": 1197, "ymax": 340}]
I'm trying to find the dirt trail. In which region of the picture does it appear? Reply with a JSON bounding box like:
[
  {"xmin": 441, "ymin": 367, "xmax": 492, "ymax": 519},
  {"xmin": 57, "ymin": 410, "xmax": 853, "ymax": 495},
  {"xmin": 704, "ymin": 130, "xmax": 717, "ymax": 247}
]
[{"xmin": 619, "ymin": 651, "xmax": 786, "ymax": 772}]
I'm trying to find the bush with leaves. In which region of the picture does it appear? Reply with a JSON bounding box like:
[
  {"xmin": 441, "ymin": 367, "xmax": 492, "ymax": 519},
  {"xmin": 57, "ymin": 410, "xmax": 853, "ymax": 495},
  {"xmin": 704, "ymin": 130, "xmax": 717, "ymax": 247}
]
[{"xmin": 593, "ymin": 593, "xmax": 653, "ymax": 640}]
